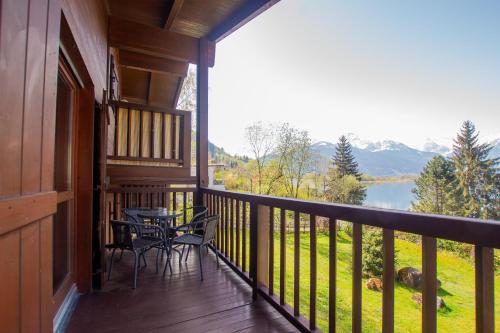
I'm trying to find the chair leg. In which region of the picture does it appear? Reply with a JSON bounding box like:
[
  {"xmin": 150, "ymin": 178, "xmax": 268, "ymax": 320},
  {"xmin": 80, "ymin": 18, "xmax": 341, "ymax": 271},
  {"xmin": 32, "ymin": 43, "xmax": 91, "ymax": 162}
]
[
  {"xmin": 163, "ymin": 244, "xmax": 173, "ymax": 276},
  {"xmin": 133, "ymin": 251, "xmax": 139, "ymax": 289},
  {"xmin": 107, "ymin": 248, "xmax": 117, "ymax": 281},
  {"xmin": 185, "ymin": 245, "xmax": 191, "ymax": 262},
  {"xmin": 211, "ymin": 243, "xmax": 220, "ymax": 268},
  {"xmin": 198, "ymin": 246, "xmax": 204, "ymax": 281},
  {"xmin": 180, "ymin": 244, "xmax": 186, "ymax": 264},
  {"xmin": 141, "ymin": 251, "xmax": 147, "ymax": 267},
  {"xmin": 155, "ymin": 247, "xmax": 161, "ymax": 273},
  {"xmin": 118, "ymin": 249, "xmax": 124, "ymax": 261}
]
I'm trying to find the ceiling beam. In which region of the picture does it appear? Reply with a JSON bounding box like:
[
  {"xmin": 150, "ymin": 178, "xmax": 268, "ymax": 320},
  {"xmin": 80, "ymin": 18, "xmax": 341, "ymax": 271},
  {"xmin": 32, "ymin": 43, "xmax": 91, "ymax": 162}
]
[
  {"xmin": 207, "ymin": 0, "xmax": 281, "ymax": 43},
  {"xmin": 109, "ymin": 16, "xmax": 200, "ymax": 64},
  {"xmin": 164, "ymin": 0, "xmax": 184, "ymax": 30},
  {"xmin": 119, "ymin": 50, "xmax": 188, "ymax": 76}
]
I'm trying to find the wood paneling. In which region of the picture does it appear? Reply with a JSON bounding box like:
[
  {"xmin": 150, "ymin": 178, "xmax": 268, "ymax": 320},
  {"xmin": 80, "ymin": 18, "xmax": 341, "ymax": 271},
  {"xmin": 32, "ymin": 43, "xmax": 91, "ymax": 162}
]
[
  {"xmin": 108, "ymin": 0, "xmax": 172, "ymax": 28},
  {"xmin": 61, "ymin": 0, "xmax": 107, "ymax": 102},
  {"xmin": 21, "ymin": 223, "xmax": 41, "ymax": 333},
  {"xmin": 22, "ymin": 0, "xmax": 49, "ymax": 195},
  {"xmin": 109, "ymin": 16, "xmax": 200, "ymax": 64},
  {"xmin": 119, "ymin": 50, "xmax": 189, "ymax": 76},
  {"xmin": 171, "ymin": 0, "xmax": 244, "ymax": 38},
  {"xmin": 0, "ymin": 0, "xmax": 29, "ymax": 198},
  {"xmin": 0, "ymin": 230, "xmax": 21, "ymax": 332},
  {"xmin": 0, "ymin": 192, "xmax": 57, "ymax": 235}
]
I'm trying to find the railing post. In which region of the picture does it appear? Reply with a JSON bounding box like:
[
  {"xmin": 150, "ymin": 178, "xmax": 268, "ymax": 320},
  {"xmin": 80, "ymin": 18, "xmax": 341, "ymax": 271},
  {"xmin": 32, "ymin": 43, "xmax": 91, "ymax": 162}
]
[
  {"xmin": 257, "ymin": 205, "xmax": 270, "ymax": 289},
  {"xmin": 352, "ymin": 223, "xmax": 362, "ymax": 333},
  {"xmin": 382, "ymin": 229, "xmax": 395, "ymax": 333},
  {"xmin": 475, "ymin": 246, "xmax": 494, "ymax": 333},
  {"xmin": 422, "ymin": 236, "xmax": 437, "ymax": 333},
  {"xmin": 249, "ymin": 202, "xmax": 259, "ymax": 300}
]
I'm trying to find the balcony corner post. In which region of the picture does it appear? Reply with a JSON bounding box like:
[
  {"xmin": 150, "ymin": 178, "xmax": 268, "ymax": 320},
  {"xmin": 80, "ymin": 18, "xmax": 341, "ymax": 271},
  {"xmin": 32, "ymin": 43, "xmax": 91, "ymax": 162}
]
[{"xmin": 195, "ymin": 38, "xmax": 210, "ymax": 204}]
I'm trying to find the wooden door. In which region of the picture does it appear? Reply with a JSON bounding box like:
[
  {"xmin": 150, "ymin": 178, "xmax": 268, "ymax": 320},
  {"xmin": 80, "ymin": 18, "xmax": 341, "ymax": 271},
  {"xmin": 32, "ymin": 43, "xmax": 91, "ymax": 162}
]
[{"xmin": 52, "ymin": 56, "xmax": 78, "ymax": 307}]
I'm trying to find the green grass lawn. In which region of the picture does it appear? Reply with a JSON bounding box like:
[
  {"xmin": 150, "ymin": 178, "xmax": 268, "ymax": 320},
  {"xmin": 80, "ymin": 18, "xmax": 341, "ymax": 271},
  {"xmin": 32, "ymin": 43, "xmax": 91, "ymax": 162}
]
[{"xmin": 262, "ymin": 230, "xmax": 499, "ymax": 332}]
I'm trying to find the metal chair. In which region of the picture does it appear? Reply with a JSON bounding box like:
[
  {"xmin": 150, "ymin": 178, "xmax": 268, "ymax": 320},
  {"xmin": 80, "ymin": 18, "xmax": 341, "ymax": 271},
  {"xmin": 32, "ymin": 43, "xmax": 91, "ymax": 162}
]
[
  {"xmin": 174, "ymin": 206, "xmax": 208, "ymax": 261},
  {"xmin": 106, "ymin": 220, "xmax": 170, "ymax": 288},
  {"xmin": 165, "ymin": 215, "xmax": 220, "ymax": 280}
]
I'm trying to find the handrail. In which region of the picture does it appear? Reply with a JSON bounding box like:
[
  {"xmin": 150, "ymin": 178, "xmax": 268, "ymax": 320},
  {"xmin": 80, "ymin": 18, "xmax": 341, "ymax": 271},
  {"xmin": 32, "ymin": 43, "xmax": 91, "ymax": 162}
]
[
  {"xmin": 202, "ymin": 187, "xmax": 500, "ymax": 248},
  {"xmin": 200, "ymin": 187, "xmax": 497, "ymax": 333}
]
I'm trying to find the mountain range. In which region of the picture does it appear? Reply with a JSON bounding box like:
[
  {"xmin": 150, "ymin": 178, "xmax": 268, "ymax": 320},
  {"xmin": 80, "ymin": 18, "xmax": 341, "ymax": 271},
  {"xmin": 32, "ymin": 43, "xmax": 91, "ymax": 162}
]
[
  {"xmin": 310, "ymin": 135, "xmax": 500, "ymax": 177},
  {"xmin": 208, "ymin": 134, "xmax": 499, "ymax": 177}
]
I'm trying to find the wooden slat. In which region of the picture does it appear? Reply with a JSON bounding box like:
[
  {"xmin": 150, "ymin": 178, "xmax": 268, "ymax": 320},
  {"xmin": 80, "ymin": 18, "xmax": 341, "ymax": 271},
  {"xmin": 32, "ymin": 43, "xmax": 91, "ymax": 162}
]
[
  {"xmin": 268, "ymin": 207, "xmax": 274, "ymax": 295},
  {"xmin": 329, "ymin": 219, "xmax": 337, "ymax": 333},
  {"xmin": 139, "ymin": 110, "xmax": 143, "ymax": 157},
  {"xmin": 383, "ymin": 229, "xmax": 395, "ymax": 333},
  {"xmin": 310, "ymin": 214, "xmax": 317, "ymax": 330},
  {"xmin": 352, "ymin": 223, "xmax": 362, "ymax": 333},
  {"xmin": 474, "ymin": 246, "xmax": 494, "ymax": 333},
  {"xmin": 236, "ymin": 200, "xmax": 241, "ymax": 268},
  {"xmin": 293, "ymin": 211, "xmax": 300, "ymax": 316},
  {"xmin": 242, "ymin": 202, "xmax": 247, "ymax": 272},
  {"xmin": 422, "ymin": 236, "xmax": 437, "ymax": 333},
  {"xmin": 126, "ymin": 108, "xmax": 131, "ymax": 156},
  {"xmin": 114, "ymin": 111, "xmax": 119, "ymax": 156},
  {"xmin": 172, "ymin": 192, "xmax": 177, "ymax": 226},
  {"xmin": 171, "ymin": 114, "xmax": 176, "ymax": 159},
  {"xmin": 279, "ymin": 209, "xmax": 286, "ymax": 305},
  {"xmin": 150, "ymin": 111, "xmax": 155, "ymax": 158},
  {"xmin": 230, "ymin": 199, "xmax": 234, "ymax": 262},
  {"xmin": 161, "ymin": 113, "xmax": 166, "ymax": 159},
  {"xmin": 225, "ymin": 197, "xmax": 229, "ymax": 257},
  {"xmin": 0, "ymin": 192, "xmax": 57, "ymax": 236},
  {"xmin": 183, "ymin": 192, "xmax": 187, "ymax": 222},
  {"xmin": 119, "ymin": 49, "xmax": 188, "ymax": 76}
]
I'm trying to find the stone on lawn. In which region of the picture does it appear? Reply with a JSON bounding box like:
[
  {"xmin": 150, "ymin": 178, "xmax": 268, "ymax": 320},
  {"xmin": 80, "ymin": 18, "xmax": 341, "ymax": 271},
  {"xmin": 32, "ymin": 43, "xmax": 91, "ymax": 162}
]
[
  {"xmin": 366, "ymin": 277, "xmax": 383, "ymax": 291},
  {"xmin": 411, "ymin": 293, "xmax": 446, "ymax": 309}
]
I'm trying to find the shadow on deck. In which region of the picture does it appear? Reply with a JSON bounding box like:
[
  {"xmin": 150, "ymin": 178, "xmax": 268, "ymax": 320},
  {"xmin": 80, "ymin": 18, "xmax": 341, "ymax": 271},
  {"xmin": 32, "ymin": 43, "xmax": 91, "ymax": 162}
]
[{"xmin": 67, "ymin": 248, "xmax": 298, "ymax": 333}]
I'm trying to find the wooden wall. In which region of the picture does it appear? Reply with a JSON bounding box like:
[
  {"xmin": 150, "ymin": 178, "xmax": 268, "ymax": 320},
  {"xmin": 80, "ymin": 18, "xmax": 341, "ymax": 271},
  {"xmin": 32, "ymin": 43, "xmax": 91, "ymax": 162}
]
[
  {"xmin": 0, "ymin": 0, "xmax": 107, "ymax": 332},
  {"xmin": 61, "ymin": 0, "xmax": 108, "ymax": 102},
  {"xmin": 0, "ymin": 0, "xmax": 61, "ymax": 332}
]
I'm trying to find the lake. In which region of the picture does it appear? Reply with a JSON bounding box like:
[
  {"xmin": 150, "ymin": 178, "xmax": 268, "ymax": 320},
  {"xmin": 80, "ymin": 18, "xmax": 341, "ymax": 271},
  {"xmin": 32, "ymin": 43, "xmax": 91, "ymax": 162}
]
[{"xmin": 363, "ymin": 181, "xmax": 415, "ymax": 211}]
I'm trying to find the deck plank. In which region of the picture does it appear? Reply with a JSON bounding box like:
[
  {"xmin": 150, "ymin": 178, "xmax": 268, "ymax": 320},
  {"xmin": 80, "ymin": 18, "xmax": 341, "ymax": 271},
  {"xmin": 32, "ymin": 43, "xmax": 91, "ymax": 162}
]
[{"xmin": 67, "ymin": 248, "xmax": 298, "ymax": 333}]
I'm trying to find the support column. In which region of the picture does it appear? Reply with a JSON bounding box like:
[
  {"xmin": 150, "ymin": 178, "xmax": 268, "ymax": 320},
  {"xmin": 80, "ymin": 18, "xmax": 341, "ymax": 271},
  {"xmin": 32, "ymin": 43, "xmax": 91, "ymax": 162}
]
[{"xmin": 196, "ymin": 38, "xmax": 211, "ymax": 204}]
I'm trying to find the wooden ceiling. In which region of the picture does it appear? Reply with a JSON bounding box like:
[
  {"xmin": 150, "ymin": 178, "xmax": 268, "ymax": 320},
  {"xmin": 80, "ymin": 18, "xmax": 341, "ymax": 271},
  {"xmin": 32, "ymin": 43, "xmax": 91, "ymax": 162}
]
[{"xmin": 106, "ymin": 0, "xmax": 279, "ymax": 108}]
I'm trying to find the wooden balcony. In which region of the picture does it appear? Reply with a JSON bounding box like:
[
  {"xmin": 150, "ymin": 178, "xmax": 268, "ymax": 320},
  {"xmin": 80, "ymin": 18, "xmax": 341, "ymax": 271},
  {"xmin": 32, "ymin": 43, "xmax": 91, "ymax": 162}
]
[{"xmin": 72, "ymin": 186, "xmax": 499, "ymax": 333}]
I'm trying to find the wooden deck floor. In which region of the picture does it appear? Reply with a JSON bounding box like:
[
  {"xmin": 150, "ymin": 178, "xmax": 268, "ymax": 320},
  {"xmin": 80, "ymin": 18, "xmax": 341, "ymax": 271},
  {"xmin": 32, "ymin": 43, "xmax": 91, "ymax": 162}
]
[{"xmin": 66, "ymin": 248, "xmax": 298, "ymax": 333}]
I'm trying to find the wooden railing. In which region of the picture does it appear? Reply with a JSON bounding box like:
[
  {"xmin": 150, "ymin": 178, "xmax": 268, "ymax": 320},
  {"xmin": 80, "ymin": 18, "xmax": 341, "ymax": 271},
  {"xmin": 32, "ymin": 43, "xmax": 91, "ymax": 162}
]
[
  {"xmin": 104, "ymin": 184, "xmax": 196, "ymax": 245},
  {"xmin": 107, "ymin": 100, "xmax": 191, "ymax": 168},
  {"xmin": 201, "ymin": 187, "xmax": 499, "ymax": 333}
]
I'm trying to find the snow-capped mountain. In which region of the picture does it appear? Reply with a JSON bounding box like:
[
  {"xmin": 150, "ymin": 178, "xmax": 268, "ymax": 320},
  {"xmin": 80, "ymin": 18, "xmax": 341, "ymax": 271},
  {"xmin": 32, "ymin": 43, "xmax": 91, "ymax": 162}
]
[
  {"xmin": 422, "ymin": 139, "xmax": 452, "ymax": 156},
  {"xmin": 310, "ymin": 135, "xmax": 499, "ymax": 177}
]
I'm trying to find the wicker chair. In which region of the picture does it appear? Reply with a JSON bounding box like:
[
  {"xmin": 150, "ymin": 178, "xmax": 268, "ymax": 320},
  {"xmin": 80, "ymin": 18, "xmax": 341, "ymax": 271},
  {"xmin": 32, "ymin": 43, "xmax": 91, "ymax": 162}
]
[
  {"xmin": 106, "ymin": 220, "xmax": 169, "ymax": 288},
  {"xmin": 165, "ymin": 215, "xmax": 220, "ymax": 280}
]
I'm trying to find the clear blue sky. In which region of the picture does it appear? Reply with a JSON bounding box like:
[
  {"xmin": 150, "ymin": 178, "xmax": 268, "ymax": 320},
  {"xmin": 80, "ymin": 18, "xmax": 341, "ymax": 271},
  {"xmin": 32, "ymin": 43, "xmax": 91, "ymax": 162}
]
[{"xmin": 208, "ymin": 0, "xmax": 500, "ymax": 155}]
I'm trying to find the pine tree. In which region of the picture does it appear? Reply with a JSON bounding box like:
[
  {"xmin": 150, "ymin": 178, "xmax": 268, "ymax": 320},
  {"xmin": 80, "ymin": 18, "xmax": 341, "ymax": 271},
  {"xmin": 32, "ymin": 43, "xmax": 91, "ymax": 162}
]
[
  {"xmin": 411, "ymin": 155, "xmax": 463, "ymax": 216},
  {"xmin": 451, "ymin": 121, "xmax": 499, "ymax": 219},
  {"xmin": 332, "ymin": 135, "xmax": 362, "ymax": 180}
]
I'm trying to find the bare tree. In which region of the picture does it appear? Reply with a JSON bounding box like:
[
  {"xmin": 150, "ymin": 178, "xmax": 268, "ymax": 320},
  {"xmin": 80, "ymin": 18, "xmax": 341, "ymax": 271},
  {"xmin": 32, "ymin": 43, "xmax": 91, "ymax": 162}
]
[
  {"xmin": 276, "ymin": 123, "xmax": 312, "ymax": 198},
  {"xmin": 245, "ymin": 122, "xmax": 276, "ymax": 194}
]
